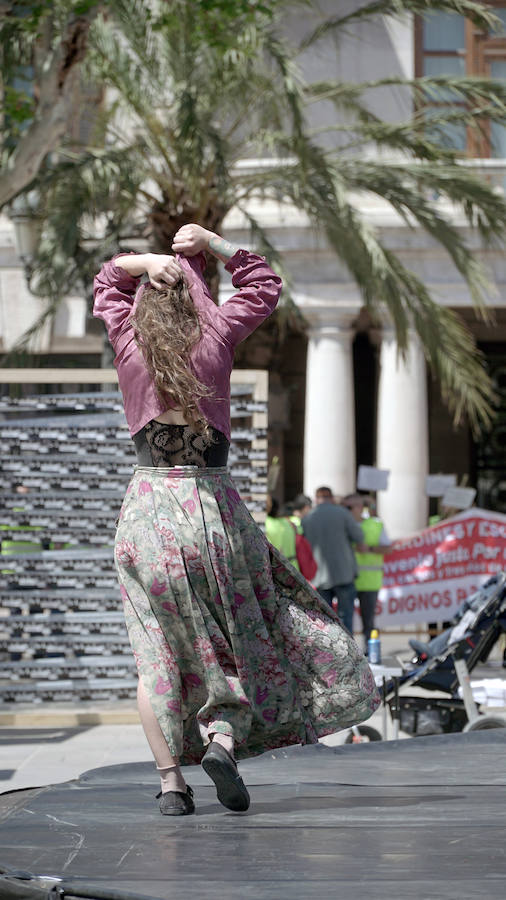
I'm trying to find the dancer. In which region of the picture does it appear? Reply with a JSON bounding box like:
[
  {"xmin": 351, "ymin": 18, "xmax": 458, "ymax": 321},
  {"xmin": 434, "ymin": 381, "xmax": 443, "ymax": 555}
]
[{"xmin": 93, "ymin": 224, "xmax": 380, "ymax": 817}]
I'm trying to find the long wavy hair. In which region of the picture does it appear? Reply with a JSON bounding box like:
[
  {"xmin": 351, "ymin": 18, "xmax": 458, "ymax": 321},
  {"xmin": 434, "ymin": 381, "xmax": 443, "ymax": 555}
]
[{"xmin": 131, "ymin": 277, "xmax": 211, "ymax": 433}]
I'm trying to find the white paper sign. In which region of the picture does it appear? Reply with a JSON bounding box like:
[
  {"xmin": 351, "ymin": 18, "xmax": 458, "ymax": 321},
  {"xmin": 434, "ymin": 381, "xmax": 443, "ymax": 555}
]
[
  {"xmin": 267, "ymin": 457, "xmax": 280, "ymax": 492},
  {"xmin": 425, "ymin": 474, "xmax": 457, "ymax": 497},
  {"xmin": 441, "ymin": 486, "xmax": 476, "ymax": 509},
  {"xmin": 357, "ymin": 465, "xmax": 390, "ymax": 492}
]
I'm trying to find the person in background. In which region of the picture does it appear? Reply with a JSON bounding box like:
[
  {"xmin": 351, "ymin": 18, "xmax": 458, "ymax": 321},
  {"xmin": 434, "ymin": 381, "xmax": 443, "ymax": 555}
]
[
  {"xmin": 302, "ymin": 486, "xmax": 367, "ymax": 633},
  {"xmin": 344, "ymin": 494, "xmax": 392, "ymax": 652},
  {"xmin": 265, "ymin": 495, "xmax": 299, "ymax": 571},
  {"xmin": 315, "ymin": 486, "xmax": 339, "ymax": 506},
  {"xmin": 289, "ymin": 494, "xmax": 313, "ymax": 529}
]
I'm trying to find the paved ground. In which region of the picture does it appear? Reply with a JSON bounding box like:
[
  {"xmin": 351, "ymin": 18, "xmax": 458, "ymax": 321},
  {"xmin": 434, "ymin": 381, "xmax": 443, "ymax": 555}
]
[{"xmin": 1, "ymin": 631, "xmax": 505, "ymax": 795}]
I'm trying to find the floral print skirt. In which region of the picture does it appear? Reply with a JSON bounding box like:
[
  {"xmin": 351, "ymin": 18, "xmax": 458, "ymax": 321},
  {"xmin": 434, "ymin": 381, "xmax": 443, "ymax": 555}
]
[{"xmin": 115, "ymin": 466, "xmax": 380, "ymax": 765}]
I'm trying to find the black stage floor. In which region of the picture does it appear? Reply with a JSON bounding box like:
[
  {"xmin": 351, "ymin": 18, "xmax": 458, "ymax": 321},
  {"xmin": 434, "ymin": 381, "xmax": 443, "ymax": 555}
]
[{"xmin": 1, "ymin": 731, "xmax": 505, "ymax": 900}]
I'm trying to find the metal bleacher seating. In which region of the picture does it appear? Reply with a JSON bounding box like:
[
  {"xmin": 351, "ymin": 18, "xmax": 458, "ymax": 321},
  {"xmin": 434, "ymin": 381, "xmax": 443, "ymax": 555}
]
[{"xmin": 0, "ymin": 385, "xmax": 268, "ymax": 705}]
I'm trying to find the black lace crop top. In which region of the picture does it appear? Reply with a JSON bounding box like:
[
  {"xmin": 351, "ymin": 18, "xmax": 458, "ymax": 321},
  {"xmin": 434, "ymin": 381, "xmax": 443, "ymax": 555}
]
[{"xmin": 133, "ymin": 421, "xmax": 230, "ymax": 468}]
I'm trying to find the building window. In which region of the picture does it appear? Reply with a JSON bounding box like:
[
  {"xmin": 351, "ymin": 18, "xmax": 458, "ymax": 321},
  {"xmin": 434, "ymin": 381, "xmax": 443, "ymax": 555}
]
[{"xmin": 415, "ymin": 4, "xmax": 506, "ymax": 156}]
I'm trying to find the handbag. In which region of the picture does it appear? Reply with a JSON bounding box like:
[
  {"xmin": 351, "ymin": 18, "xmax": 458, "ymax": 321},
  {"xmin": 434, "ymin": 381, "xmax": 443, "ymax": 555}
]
[{"xmin": 290, "ymin": 522, "xmax": 317, "ymax": 581}]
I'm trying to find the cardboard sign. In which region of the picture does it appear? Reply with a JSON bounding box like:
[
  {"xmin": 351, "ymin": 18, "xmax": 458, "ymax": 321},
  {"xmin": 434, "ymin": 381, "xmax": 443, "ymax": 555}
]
[
  {"xmin": 425, "ymin": 474, "xmax": 457, "ymax": 497},
  {"xmin": 267, "ymin": 456, "xmax": 280, "ymax": 492},
  {"xmin": 441, "ymin": 486, "xmax": 476, "ymax": 510},
  {"xmin": 357, "ymin": 465, "xmax": 390, "ymax": 492}
]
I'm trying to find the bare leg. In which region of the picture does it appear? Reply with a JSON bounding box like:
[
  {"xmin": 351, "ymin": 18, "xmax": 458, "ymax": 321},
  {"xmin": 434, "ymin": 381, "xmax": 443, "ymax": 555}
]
[{"xmin": 137, "ymin": 679, "xmax": 186, "ymax": 793}]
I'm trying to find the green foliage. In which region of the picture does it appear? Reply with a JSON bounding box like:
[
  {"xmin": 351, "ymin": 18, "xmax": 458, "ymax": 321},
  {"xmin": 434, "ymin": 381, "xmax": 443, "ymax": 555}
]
[
  {"xmin": 153, "ymin": 0, "xmax": 275, "ymax": 51},
  {"xmin": 2, "ymin": 83, "xmax": 35, "ymax": 129},
  {"xmin": 0, "ymin": 0, "xmax": 264, "ymax": 160}
]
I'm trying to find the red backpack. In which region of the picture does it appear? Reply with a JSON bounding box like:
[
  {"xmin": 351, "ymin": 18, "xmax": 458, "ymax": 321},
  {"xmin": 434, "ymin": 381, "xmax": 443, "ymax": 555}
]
[{"xmin": 290, "ymin": 523, "xmax": 317, "ymax": 581}]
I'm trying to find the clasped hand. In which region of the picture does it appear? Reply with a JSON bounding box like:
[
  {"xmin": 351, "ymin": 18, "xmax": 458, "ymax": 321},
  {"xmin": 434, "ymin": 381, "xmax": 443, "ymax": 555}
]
[
  {"xmin": 144, "ymin": 224, "xmax": 214, "ymax": 289},
  {"xmin": 145, "ymin": 255, "xmax": 183, "ymax": 290},
  {"xmin": 172, "ymin": 223, "xmax": 213, "ymax": 256}
]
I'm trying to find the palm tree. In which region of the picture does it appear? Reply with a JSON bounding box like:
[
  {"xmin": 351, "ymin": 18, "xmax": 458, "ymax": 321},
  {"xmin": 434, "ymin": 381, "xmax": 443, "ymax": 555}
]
[{"xmin": 16, "ymin": 0, "xmax": 506, "ymax": 433}]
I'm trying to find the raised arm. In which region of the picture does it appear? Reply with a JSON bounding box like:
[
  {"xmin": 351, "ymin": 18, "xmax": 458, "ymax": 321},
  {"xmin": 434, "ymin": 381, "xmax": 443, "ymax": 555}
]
[
  {"xmin": 93, "ymin": 252, "xmax": 183, "ymax": 347},
  {"xmin": 171, "ymin": 224, "xmax": 238, "ymax": 263},
  {"xmin": 172, "ymin": 223, "xmax": 283, "ymax": 346},
  {"xmin": 115, "ymin": 253, "xmax": 183, "ymax": 288}
]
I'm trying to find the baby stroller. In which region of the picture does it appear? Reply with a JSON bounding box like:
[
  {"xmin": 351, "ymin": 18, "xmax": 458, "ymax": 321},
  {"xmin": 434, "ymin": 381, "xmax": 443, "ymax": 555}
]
[{"xmin": 348, "ymin": 573, "xmax": 506, "ymax": 742}]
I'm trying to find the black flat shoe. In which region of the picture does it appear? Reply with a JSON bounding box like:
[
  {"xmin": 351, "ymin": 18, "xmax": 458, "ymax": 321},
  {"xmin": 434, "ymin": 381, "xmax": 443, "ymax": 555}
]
[
  {"xmin": 156, "ymin": 785, "xmax": 195, "ymax": 816},
  {"xmin": 202, "ymin": 741, "xmax": 250, "ymax": 812}
]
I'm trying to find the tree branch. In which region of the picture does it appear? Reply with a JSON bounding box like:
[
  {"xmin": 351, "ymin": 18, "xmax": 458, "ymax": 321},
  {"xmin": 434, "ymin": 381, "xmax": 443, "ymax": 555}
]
[{"xmin": 0, "ymin": 10, "xmax": 100, "ymax": 209}]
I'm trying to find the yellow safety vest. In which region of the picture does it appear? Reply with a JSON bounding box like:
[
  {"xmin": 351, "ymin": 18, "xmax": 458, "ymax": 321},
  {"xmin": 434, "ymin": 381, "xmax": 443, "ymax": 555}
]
[
  {"xmin": 265, "ymin": 516, "xmax": 299, "ymax": 570},
  {"xmin": 355, "ymin": 517, "xmax": 385, "ymax": 591}
]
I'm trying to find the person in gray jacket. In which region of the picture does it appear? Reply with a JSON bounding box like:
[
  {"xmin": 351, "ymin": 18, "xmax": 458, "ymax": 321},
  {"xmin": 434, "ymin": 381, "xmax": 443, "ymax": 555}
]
[{"xmin": 303, "ymin": 486, "xmax": 367, "ymax": 634}]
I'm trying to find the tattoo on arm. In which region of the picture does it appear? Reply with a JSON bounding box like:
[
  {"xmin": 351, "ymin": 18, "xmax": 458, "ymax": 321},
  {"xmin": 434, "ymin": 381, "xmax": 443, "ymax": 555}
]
[{"xmin": 208, "ymin": 235, "xmax": 239, "ymax": 262}]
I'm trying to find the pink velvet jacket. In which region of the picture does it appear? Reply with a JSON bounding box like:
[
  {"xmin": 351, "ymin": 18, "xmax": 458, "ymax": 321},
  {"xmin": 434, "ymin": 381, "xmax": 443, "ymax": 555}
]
[{"xmin": 93, "ymin": 249, "xmax": 282, "ymax": 441}]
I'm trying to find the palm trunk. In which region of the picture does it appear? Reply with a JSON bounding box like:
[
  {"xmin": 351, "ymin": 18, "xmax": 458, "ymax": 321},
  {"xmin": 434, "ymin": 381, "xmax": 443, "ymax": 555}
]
[{"xmin": 149, "ymin": 196, "xmax": 228, "ymax": 303}]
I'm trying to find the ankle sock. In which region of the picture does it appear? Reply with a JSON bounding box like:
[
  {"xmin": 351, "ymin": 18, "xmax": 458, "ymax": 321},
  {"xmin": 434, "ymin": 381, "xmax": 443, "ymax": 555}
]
[
  {"xmin": 157, "ymin": 764, "xmax": 187, "ymax": 794},
  {"xmin": 209, "ymin": 732, "xmax": 234, "ymax": 758}
]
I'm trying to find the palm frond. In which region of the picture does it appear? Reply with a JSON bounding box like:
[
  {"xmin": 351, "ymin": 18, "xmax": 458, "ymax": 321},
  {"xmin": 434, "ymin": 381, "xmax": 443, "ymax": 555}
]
[
  {"xmin": 264, "ymin": 32, "xmax": 306, "ymax": 140},
  {"xmin": 257, "ymin": 137, "xmax": 496, "ymax": 429},
  {"xmin": 331, "ymin": 158, "xmax": 506, "ymax": 314},
  {"xmin": 337, "ymin": 158, "xmax": 506, "ymax": 244},
  {"xmin": 391, "ymin": 256, "xmax": 497, "ymax": 431},
  {"xmin": 300, "ymin": 1, "xmax": 502, "ymax": 51},
  {"xmin": 236, "ymin": 208, "xmax": 306, "ymax": 339},
  {"xmin": 303, "ymin": 75, "xmax": 506, "ymax": 163},
  {"xmin": 26, "ymin": 148, "xmax": 142, "ymax": 303}
]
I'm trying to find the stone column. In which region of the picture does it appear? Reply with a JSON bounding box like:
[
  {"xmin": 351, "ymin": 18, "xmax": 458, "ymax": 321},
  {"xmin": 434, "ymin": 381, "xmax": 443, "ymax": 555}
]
[
  {"xmin": 303, "ymin": 308, "xmax": 357, "ymax": 500},
  {"xmin": 376, "ymin": 323, "xmax": 429, "ymax": 538}
]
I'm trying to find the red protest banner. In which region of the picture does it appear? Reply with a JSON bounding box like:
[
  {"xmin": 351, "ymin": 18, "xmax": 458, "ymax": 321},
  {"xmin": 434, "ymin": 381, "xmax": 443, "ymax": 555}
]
[{"xmin": 376, "ymin": 508, "xmax": 506, "ymax": 627}]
